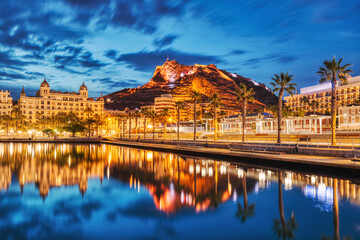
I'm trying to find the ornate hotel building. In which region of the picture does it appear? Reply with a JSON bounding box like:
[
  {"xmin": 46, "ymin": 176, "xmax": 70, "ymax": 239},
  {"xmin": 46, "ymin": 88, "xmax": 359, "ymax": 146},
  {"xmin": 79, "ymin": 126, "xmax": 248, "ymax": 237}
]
[
  {"xmin": 19, "ymin": 78, "xmax": 104, "ymax": 122},
  {"xmin": 0, "ymin": 90, "xmax": 12, "ymax": 115},
  {"xmin": 284, "ymin": 76, "xmax": 360, "ymax": 114}
]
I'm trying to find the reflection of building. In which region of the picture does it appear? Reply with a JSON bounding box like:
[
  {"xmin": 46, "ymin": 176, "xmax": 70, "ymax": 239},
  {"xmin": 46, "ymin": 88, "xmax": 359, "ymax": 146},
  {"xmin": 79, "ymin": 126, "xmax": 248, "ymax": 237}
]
[
  {"xmin": 19, "ymin": 79, "xmax": 104, "ymax": 122},
  {"xmin": 1, "ymin": 143, "xmax": 360, "ymax": 211},
  {"xmin": 0, "ymin": 90, "xmax": 12, "ymax": 115}
]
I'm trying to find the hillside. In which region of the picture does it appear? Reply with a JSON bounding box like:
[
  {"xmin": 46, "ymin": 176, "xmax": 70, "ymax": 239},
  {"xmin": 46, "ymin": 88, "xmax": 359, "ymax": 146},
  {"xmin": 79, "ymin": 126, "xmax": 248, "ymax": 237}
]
[{"xmin": 104, "ymin": 60, "xmax": 278, "ymax": 111}]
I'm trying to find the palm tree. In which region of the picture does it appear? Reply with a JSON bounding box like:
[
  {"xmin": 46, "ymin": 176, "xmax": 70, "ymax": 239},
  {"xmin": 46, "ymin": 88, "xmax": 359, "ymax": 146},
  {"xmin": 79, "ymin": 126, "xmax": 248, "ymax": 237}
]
[
  {"xmin": 141, "ymin": 109, "xmax": 149, "ymax": 139},
  {"xmin": 133, "ymin": 110, "xmax": 141, "ymax": 139},
  {"xmin": 83, "ymin": 107, "xmax": 93, "ymax": 137},
  {"xmin": 160, "ymin": 108, "xmax": 170, "ymax": 139},
  {"xmin": 236, "ymin": 169, "xmax": 255, "ymax": 223},
  {"xmin": 300, "ymin": 96, "xmax": 310, "ymax": 114},
  {"xmin": 190, "ymin": 91, "xmax": 202, "ymax": 141},
  {"xmin": 270, "ymin": 72, "xmax": 297, "ymax": 144},
  {"xmin": 174, "ymin": 101, "xmax": 184, "ymax": 140},
  {"xmin": 115, "ymin": 113, "xmax": 125, "ymax": 138},
  {"xmin": 127, "ymin": 112, "xmax": 133, "ymax": 139},
  {"xmin": 236, "ymin": 84, "xmax": 255, "ymax": 143},
  {"xmin": 209, "ymin": 93, "xmax": 222, "ymax": 141},
  {"xmin": 0, "ymin": 115, "xmax": 12, "ymax": 136},
  {"xmin": 11, "ymin": 108, "xmax": 25, "ymax": 135},
  {"xmin": 273, "ymin": 171, "xmax": 298, "ymax": 239},
  {"xmin": 309, "ymin": 100, "xmax": 319, "ymax": 115},
  {"xmin": 148, "ymin": 110, "xmax": 158, "ymax": 140},
  {"xmin": 317, "ymin": 57, "xmax": 352, "ymax": 145}
]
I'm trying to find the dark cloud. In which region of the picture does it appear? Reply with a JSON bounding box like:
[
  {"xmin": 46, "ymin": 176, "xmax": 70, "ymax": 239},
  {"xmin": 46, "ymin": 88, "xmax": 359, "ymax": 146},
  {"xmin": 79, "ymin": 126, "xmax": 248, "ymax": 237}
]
[
  {"xmin": 111, "ymin": 0, "xmax": 189, "ymax": 34},
  {"xmin": 90, "ymin": 77, "xmax": 141, "ymax": 88},
  {"xmin": 229, "ymin": 50, "xmax": 248, "ymax": 55},
  {"xmin": 104, "ymin": 50, "xmax": 118, "ymax": 60},
  {"xmin": 116, "ymin": 48, "xmax": 223, "ymax": 72},
  {"xmin": 64, "ymin": 0, "xmax": 110, "ymax": 8},
  {"xmin": 153, "ymin": 34, "xmax": 178, "ymax": 48},
  {"xmin": 243, "ymin": 53, "xmax": 297, "ymax": 67}
]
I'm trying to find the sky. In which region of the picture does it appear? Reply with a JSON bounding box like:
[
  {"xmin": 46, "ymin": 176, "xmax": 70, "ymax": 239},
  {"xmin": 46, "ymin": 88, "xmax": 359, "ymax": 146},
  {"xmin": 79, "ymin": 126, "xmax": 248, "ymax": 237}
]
[{"xmin": 0, "ymin": 0, "xmax": 359, "ymax": 99}]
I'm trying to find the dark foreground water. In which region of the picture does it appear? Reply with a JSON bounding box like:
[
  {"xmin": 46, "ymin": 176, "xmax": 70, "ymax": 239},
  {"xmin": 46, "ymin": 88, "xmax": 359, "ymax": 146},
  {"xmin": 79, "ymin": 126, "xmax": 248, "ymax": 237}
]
[{"xmin": 0, "ymin": 143, "xmax": 359, "ymax": 240}]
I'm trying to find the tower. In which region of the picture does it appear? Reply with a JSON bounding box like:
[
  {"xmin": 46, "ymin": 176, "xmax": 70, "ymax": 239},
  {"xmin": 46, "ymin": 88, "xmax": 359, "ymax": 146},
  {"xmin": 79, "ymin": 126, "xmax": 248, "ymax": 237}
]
[
  {"xmin": 39, "ymin": 78, "xmax": 50, "ymax": 97},
  {"xmin": 20, "ymin": 85, "xmax": 26, "ymax": 98},
  {"xmin": 79, "ymin": 81, "xmax": 88, "ymax": 98}
]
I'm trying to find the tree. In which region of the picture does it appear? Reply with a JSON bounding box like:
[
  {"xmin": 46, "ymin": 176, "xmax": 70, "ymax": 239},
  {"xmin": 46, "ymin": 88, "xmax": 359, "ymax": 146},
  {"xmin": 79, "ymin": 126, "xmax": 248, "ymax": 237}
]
[
  {"xmin": 317, "ymin": 57, "xmax": 352, "ymax": 145},
  {"xmin": 127, "ymin": 112, "xmax": 133, "ymax": 139},
  {"xmin": 174, "ymin": 101, "xmax": 184, "ymax": 141},
  {"xmin": 116, "ymin": 113, "xmax": 126, "ymax": 138},
  {"xmin": 63, "ymin": 112, "xmax": 85, "ymax": 137},
  {"xmin": 282, "ymin": 106, "xmax": 293, "ymax": 118},
  {"xmin": 93, "ymin": 114, "xmax": 105, "ymax": 137},
  {"xmin": 133, "ymin": 110, "xmax": 141, "ymax": 138},
  {"xmin": 190, "ymin": 91, "xmax": 201, "ymax": 141},
  {"xmin": 0, "ymin": 115, "xmax": 12, "ymax": 136},
  {"xmin": 270, "ymin": 72, "xmax": 297, "ymax": 144},
  {"xmin": 83, "ymin": 107, "xmax": 94, "ymax": 137},
  {"xmin": 160, "ymin": 108, "xmax": 170, "ymax": 139},
  {"xmin": 11, "ymin": 108, "xmax": 25, "ymax": 135},
  {"xmin": 236, "ymin": 169, "xmax": 255, "ymax": 223},
  {"xmin": 309, "ymin": 100, "xmax": 319, "ymax": 115},
  {"xmin": 236, "ymin": 84, "xmax": 255, "ymax": 143},
  {"xmin": 141, "ymin": 109, "xmax": 149, "ymax": 139},
  {"xmin": 209, "ymin": 93, "xmax": 222, "ymax": 141},
  {"xmin": 148, "ymin": 110, "xmax": 158, "ymax": 139},
  {"xmin": 273, "ymin": 171, "xmax": 298, "ymax": 239}
]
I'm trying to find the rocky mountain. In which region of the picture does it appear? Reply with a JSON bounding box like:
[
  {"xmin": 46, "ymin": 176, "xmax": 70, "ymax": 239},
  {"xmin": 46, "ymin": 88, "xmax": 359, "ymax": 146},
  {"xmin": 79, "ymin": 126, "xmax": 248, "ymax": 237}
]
[{"xmin": 104, "ymin": 60, "xmax": 278, "ymax": 111}]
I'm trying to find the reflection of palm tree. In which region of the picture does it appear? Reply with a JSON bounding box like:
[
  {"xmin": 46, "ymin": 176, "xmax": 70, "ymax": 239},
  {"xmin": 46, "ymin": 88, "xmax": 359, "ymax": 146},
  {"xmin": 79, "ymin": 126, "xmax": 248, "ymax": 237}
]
[
  {"xmin": 273, "ymin": 171, "xmax": 298, "ymax": 239},
  {"xmin": 236, "ymin": 169, "xmax": 255, "ymax": 223}
]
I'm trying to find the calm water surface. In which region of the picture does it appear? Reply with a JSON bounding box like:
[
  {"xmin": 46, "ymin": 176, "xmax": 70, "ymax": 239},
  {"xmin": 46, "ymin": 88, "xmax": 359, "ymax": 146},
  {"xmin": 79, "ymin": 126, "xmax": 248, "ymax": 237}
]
[{"xmin": 0, "ymin": 143, "xmax": 359, "ymax": 240}]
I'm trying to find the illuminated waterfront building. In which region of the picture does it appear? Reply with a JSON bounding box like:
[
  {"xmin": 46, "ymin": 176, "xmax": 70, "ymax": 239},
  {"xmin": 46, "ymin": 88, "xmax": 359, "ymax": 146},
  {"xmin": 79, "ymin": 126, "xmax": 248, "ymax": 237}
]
[
  {"xmin": 18, "ymin": 79, "xmax": 104, "ymax": 122},
  {"xmin": 0, "ymin": 90, "xmax": 12, "ymax": 115},
  {"xmin": 284, "ymin": 75, "xmax": 360, "ymax": 114},
  {"xmin": 155, "ymin": 94, "xmax": 175, "ymax": 115}
]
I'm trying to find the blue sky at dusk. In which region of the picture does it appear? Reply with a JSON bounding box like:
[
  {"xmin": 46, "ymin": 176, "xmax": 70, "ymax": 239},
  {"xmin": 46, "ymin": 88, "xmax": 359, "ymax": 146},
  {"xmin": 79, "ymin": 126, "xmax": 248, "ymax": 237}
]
[{"xmin": 0, "ymin": 0, "xmax": 359, "ymax": 99}]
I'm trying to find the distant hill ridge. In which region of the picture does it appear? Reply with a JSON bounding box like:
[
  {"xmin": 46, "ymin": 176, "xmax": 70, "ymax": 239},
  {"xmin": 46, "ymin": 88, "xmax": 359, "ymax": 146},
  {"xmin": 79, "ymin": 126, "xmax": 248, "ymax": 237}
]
[{"xmin": 104, "ymin": 59, "xmax": 278, "ymax": 111}]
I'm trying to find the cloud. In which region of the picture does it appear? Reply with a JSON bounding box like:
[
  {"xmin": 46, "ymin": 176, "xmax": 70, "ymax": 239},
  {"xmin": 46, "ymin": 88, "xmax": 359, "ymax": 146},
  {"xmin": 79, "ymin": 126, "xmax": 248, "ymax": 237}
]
[
  {"xmin": 243, "ymin": 53, "xmax": 297, "ymax": 67},
  {"xmin": 89, "ymin": 77, "xmax": 141, "ymax": 88},
  {"xmin": 116, "ymin": 48, "xmax": 224, "ymax": 72},
  {"xmin": 228, "ymin": 50, "xmax": 248, "ymax": 55},
  {"xmin": 104, "ymin": 50, "xmax": 118, "ymax": 60},
  {"xmin": 153, "ymin": 34, "xmax": 178, "ymax": 48}
]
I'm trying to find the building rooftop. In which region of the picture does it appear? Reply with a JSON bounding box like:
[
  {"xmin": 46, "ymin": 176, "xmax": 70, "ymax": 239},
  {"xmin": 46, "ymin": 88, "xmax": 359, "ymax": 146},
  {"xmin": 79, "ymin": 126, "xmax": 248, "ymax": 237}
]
[{"xmin": 300, "ymin": 76, "xmax": 360, "ymax": 95}]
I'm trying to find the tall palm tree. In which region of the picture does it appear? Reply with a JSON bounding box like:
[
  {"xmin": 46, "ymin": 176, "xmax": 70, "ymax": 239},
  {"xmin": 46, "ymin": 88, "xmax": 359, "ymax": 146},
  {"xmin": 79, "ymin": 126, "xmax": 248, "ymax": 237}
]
[
  {"xmin": 309, "ymin": 100, "xmax": 319, "ymax": 115},
  {"xmin": 148, "ymin": 110, "xmax": 158, "ymax": 140},
  {"xmin": 141, "ymin": 108, "xmax": 149, "ymax": 139},
  {"xmin": 160, "ymin": 108, "xmax": 170, "ymax": 139},
  {"xmin": 317, "ymin": 57, "xmax": 352, "ymax": 145},
  {"xmin": 236, "ymin": 84, "xmax": 255, "ymax": 143},
  {"xmin": 133, "ymin": 110, "xmax": 141, "ymax": 139},
  {"xmin": 270, "ymin": 72, "xmax": 297, "ymax": 144},
  {"xmin": 190, "ymin": 91, "xmax": 201, "ymax": 141},
  {"xmin": 127, "ymin": 112, "xmax": 133, "ymax": 139},
  {"xmin": 236, "ymin": 169, "xmax": 255, "ymax": 223},
  {"xmin": 11, "ymin": 108, "xmax": 25, "ymax": 135},
  {"xmin": 209, "ymin": 93, "xmax": 222, "ymax": 141},
  {"xmin": 83, "ymin": 107, "xmax": 93, "ymax": 137},
  {"xmin": 273, "ymin": 171, "xmax": 298, "ymax": 239},
  {"xmin": 174, "ymin": 101, "xmax": 184, "ymax": 141},
  {"xmin": 116, "ymin": 113, "xmax": 125, "ymax": 138}
]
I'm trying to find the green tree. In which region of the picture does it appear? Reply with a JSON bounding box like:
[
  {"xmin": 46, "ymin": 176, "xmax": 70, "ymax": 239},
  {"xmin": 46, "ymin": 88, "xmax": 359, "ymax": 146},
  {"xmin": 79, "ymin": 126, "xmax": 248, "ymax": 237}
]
[
  {"xmin": 83, "ymin": 107, "xmax": 94, "ymax": 137},
  {"xmin": 116, "ymin": 113, "xmax": 126, "ymax": 138},
  {"xmin": 11, "ymin": 108, "xmax": 25, "ymax": 135},
  {"xmin": 236, "ymin": 84, "xmax": 255, "ymax": 143},
  {"xmin": 174, "ymin": 101, "xmax": 184, "ymax": 141},
  {"xmin": 209, "ymin": 93, "xmax": 222, "ymax": 141},
  {"xmin": 190, "ymin": 91, "xmax": 202, "ymax": 141},
  {"xmin": 309, "ymin": 100, "xmax": 319, "ymax": 115},
  {"xmin": 317, "ymin": 57, "xmax": 352, "ymax": 145},
  {"xmin": 282, "ymin": 106, "xmax": 293, "ymax": 118},
  {"xmin": 63, "ymin": 112, "xmax": 85, "ymax": 137},
  {"xmin": 93, "ymin": 114, "xmax": 105, "ymax": 137},
  {"xmin": 0, "ymin": 115, "xmax": 12, "ymax": 136},
  {"xmin": 160, "ymin": 108, "xmax": 170, "ymax": 139},
  {"xmin": 141, "ymin": 109, "xmax": 149, "ymax": 139},
  {"xmin": 133, "ymin": 110, "xmax": 141, "ymax": 138},
  {"xmin": 270, "ymin": 72, "xmax": 297, "ymax": 144},
  {"xmin": 148, "ymin": 110, "xmax": 158, "ymax": 140}
]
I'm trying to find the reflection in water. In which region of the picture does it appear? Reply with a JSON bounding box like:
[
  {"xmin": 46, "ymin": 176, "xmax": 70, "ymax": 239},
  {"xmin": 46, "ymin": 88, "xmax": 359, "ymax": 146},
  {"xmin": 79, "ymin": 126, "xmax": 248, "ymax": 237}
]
[{"xmin": 0, "ymin": 143, "xmax": 359, "ymax": 239}]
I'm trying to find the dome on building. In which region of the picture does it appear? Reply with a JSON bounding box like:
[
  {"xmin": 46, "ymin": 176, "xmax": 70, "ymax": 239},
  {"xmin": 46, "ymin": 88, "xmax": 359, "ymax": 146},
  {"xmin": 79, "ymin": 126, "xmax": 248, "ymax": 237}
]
[
  {"xmin": 80, "ymin": 82, "xmax": 88, "ymax": 90},
  {"xmin": 40, "ymin": 78, "xmax": 49, "ymax": 87}
]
